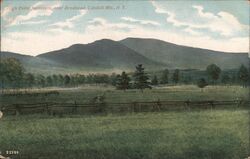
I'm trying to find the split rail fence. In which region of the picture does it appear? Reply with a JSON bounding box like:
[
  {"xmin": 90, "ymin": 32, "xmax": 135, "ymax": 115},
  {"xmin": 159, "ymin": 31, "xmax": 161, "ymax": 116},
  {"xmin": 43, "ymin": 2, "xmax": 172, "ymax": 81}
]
[{"xmin": 1, "ymin": 100, "xmax": 249, "ymax": 116}]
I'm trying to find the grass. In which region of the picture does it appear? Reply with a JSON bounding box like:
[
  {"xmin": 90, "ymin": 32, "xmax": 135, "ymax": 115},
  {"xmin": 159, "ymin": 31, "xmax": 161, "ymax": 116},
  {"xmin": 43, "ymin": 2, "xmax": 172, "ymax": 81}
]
[
  {"xmin": 0, "ymin": 110, "xmax": 249, "ymax": 159},
  {"xmin": 1, "ymin": 85, "xmax": 248, "ymax": 105}
]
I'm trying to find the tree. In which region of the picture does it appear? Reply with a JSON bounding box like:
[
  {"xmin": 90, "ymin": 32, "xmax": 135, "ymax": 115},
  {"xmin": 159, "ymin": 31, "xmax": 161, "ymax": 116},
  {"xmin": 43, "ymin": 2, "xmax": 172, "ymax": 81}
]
[
  {"xmin": 238, "ymin": 65, "xmax": 249, "ymax": 87},
  {"xmin": 46, "ymin": 76, "xmax": 53, "ymax": 87},
  {"xmin": 116, "ymin": 71, "xmax": 131, "ymax": 91},
  {"xmin": 206, "ymin": 64, "xmax": 221, "ymax": 84},
  {"xmin": 160, "ymin": 69, "xmax": 169, "ymax": 84},
  {"xmin": 0, "ymin": 58, "xmax": 24, "ymax": 88},
  {"xmin": 151, "ymin": 75, "xmax": 158, "ymax": 85},
  {"xmin": 24, "ymin": 73, "xmax": 35, "ymax": 88},
  {"xmin": 52, "ymin": 74, "xmax": 58, "ymax": 86},
  {"xmin": 221, "ymin": 74, "xmax": 231, "ymax": 84},
  {"xmin": 36, "ymin": 75, "xmax": 46, "ymax": 87},
  {"xmin": 64, "ymin": 75, "xmax": 71, "ymax": 86},
  {"xmin": 110, "ymin": 73, "xmax": 117, "ymax": 86},
  {"xmin": 133, "ymin": 64, "xmax": 151, "ymax": 92},
  {"xmin": 197, "ymin": 78, "xmax": 208, "ymax": 90},
  {"xmin": 172, "ymin": 69, "xmax": 180, "ymax": 84}
]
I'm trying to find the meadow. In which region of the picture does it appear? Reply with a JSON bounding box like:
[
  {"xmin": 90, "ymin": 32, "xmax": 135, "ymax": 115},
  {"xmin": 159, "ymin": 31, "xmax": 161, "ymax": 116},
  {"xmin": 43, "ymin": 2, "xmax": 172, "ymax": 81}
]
[
  {"xmin": 0, "ymin": 110, "xmax": 249, "ymax": 159},
  {"xmin": 0, "ymin": 85, "xmax": 249, "ymax": 159}
]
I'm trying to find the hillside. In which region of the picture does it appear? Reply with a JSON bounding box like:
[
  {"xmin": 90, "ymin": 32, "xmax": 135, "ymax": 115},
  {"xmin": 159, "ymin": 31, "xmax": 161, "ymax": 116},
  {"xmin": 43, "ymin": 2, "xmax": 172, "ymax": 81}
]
[
  {"xmin": 1, "ymin": 38, "xmax": 248, "ymax": 74},
  {"xmin": 37, "ymin": 39, "xmax": 165, "ymax": 70},
  {"xmin": 120, "ymin": 38, "xmax": 249, "ymax": 69}
]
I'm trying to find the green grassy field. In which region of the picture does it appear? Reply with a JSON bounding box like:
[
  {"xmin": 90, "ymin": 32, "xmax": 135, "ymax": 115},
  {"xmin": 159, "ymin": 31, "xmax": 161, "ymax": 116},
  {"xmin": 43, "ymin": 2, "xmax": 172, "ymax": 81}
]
[
  {"xmin": 0, "ymin": 110, "xmax": 249, "ymax": 159},
  {"xmin": 1, "ymin": 85, "xmax": 248, "ymax": 105},
  {"xmin": 0, "ymin": 85, "xmax": 249, "ymax": 159}
]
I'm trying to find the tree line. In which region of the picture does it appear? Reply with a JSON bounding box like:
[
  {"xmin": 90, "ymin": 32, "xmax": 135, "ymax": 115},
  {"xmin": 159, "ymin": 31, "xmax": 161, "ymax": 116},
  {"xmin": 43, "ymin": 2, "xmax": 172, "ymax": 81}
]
[{"xmin": 0, "ymin": 58, "xmax": 249, "ymax": 90}]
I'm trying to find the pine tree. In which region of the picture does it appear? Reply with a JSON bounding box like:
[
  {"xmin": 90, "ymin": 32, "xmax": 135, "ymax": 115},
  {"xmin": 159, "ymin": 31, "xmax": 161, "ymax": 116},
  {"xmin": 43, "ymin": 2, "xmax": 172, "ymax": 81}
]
[
  {"xmin": 206, "ymin": 64, "xmax": 221, "ymax": 84},
  {"xmin": 151, "ymin": 75, "xmax": 158, "ymax": 85},
  {"xmin": 133, "ymin": 64, "xmax": 151, "ymax": 92},
  {"xmin": 116, "ymin": 71, "xmax": 131, "ymax": 91},
  {"xmin": 172, "ymin": 69, "xmax": 180, "ymax": 84},
  {"xmin": 160, "ymin": 69, "xmax": 169, "ymax": 84},
  {"xmin": 238, "ymin": 65, "xmax": 249, "ymax": 87}
]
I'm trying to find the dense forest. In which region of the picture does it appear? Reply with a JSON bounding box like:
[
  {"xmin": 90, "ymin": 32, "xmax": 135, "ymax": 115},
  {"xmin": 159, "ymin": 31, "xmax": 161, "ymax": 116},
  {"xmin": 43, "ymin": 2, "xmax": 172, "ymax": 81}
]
[{"xmin": 0, "ymin": 58, "xmax": 249, "ymax": 90}]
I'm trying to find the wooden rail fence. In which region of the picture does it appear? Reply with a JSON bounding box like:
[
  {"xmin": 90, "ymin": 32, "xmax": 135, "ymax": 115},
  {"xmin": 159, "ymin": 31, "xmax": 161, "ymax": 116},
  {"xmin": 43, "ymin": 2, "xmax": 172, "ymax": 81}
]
[{"xmin": 1, "ymin": 100, "xmax": 249, "ymax": 116}]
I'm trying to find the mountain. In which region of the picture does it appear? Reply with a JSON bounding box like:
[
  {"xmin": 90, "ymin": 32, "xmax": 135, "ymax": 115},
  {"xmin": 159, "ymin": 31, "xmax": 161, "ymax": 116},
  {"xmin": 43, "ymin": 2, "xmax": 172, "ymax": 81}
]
[
  {"xmin": 120, "ymin": 38, "xmax": 249, "ymax": 69},
  {"xmin": 37, "ymin": 39, "xmax": 165, "ymax": 70},
  {"xmin": 1, "ymin": 38, "xmax": 249, "ymax": 74},
  {"xmin": 1, "ymin": 51, "xmax": 66, "ymax": 74}
]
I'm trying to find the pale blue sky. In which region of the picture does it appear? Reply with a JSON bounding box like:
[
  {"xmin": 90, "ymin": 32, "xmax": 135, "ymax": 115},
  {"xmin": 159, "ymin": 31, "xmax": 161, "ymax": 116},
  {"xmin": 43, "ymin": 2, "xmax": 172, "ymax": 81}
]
[{"xmin": 1, "ymin": 0, "xmax": 249, "ymax": 55}]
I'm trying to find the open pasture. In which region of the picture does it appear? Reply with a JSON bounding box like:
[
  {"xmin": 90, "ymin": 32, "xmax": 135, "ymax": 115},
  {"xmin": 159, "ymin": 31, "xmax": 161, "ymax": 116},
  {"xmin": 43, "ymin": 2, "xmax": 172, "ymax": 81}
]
[{"xmin": 0, "ymin": 110, "xmax": 249, "ymax": 159}]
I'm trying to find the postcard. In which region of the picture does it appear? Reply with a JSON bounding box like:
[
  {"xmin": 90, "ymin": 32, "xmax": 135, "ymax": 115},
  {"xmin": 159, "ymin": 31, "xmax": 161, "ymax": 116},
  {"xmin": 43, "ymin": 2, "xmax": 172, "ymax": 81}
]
[{"xmin": 0, "ymin": 0, "xmax": 249, "ymax": 159}]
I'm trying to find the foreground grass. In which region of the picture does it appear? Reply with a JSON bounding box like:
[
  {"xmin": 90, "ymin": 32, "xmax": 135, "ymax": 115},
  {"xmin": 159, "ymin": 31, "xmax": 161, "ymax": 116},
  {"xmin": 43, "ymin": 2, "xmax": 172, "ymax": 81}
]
[{"xmin": 0, "ymin": 110, "xmax": 249, "ymax": 159}]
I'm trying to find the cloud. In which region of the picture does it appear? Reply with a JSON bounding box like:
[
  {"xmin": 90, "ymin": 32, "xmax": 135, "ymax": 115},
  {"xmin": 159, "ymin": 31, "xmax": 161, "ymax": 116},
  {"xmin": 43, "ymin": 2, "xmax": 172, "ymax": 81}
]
[
  {"xmin": 183, "ymin": 27, "xmax": 202, "ymax": 36},
  {"xmin": 192, "ymin": 5, "xmax": 245, "ymax": 36},
  {"xmin": 121, "ymin": 17, "xmax": 160, "ymax": 26},
  {"xmin": 6, "ymin": 1, "xmax": 61, "ymax": 27},
  {"xmin": 19, "ymin": 20, "xmax": 48, "ymax": 25},
  {"xmin": 151, "ymin": 1, "xmax": 247, "ymax": 37},
  {"xmin": 2, "ymin": 17, "xmax": 248, "ymax": 56},
  {"xmin": 87, "ymin": 17, "xmax": 135, "ymax": 31},
  {"xmin": 1, "ymin": 6, "xmax": 12, "ymax": 20},
  {"xmin": 49, "ymin": 10, "xmax": 87, "ymax": 29}
]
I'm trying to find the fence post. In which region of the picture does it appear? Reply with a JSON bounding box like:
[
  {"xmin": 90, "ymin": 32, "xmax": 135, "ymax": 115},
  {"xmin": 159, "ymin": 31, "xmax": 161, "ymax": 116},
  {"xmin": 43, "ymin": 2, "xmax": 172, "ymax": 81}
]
[
  {"xmin": 73, "ymin": 101, "xmax": 77, "ymax": 114},
  {"xmin": 185, "ymin": 100, "xmax": 190, "ymax": 110},
  {"xmin": 132, "ymin": 102, "xmax": 137, "ymax": 113},
  {"xmin": 156, "ymin": 99, "xmax": 162, "ymax": 111},
  {"xmin": 44, "ymin": 103, "xmax": 50, "ymax": 115},
  {"xmin": 15, "ymin": 105, "xmax": 20, "ymax": 116}
]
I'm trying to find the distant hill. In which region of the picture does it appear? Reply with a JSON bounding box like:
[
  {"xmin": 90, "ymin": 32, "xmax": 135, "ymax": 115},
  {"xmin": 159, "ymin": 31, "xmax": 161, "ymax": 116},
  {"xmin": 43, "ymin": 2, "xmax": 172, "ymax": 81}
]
[
  {"xmin": 120, "ymin": 38, "xmax": 249, "ymax": 69},
  {"xmin": 37, "ymin": 39, "xmax": 165, "ymax": 70},
  {"xmin": 1, "ymin": 38, "xmax": 248, "ymax": 74},
  {"xmin": 1, "ymin": 51, "xmax": 66, "ymax": 74}
]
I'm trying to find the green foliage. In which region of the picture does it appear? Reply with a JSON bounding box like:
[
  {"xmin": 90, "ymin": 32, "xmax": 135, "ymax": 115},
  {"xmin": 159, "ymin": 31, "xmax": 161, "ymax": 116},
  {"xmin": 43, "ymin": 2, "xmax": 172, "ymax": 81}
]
[
  {"xmin": 23, "ymin": 73, "xmax": 35, "ymax": 87},
  {"xmin": 116, "ymin": 71, "xmax": 131, "ymax": 90},
  {"xmin": 151, "ymin": 75, "xmax": 159, "ymax": 85},
  {"xmin": 172, "ymin": 69, "xmax": 180, "ymax": 84},
  {"xmin": 197, "ymin": 78, "xmax": 208, "ymax": 89},
  {"xmin": 133, "ymin": 64, "xmax": 151, "ymax": 91},
  {"xmin": 64, "ymin": 75, "xmax": 71, "ymax": 86},
  {"xmin": 238, "ymin": 65, "xmax": 249, "ymax": 86},
  {"xmin": 160, "ymin": 69, "xmax": 169, "ymax": 84},
  {"xmin": 0, "ymin": 58, "xmax": 24, "ymax": 88},
  {"xmin": 206, "ymin": 64, "xmax": 221, "ymax": 83},
  {"xmin": 46, "ymin": 76, "xmax": 53, "ymax": 87},
  {"xmin": 221, "ymin": 74, "xmax": 231, "ymax": 84}
]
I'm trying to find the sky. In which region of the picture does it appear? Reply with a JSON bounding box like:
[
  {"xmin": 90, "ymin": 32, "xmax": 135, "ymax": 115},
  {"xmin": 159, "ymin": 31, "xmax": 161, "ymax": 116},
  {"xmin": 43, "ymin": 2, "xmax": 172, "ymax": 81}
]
[{"xmin": 1, "ymin": 0, "xmax": 249, "ymax": 56}]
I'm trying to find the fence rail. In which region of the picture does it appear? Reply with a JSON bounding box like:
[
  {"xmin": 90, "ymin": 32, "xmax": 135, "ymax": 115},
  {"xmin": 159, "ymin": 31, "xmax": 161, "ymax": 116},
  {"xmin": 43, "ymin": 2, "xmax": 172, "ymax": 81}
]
[{"xmin": 1, "ymin": 100, "xmax": 249, "ymax": 116}]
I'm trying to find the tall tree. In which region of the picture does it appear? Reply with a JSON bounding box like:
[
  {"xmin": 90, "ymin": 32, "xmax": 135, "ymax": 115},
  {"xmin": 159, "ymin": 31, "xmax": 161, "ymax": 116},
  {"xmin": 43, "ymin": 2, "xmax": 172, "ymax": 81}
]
[
  {"xmin": 133, "ymin": 64, "xmax": 151, "ymax": 92},
  {"xmin": 197, "ymin": 78, "xmax": 208, "ymax": 90},
  {"xmin": 0, "ymin": 58, "xmax": 24, "ymax": 88},
  {"xmin": 64, "ymin": 75, "xmax": 71, "ymax": 86},
  {"xmin": 52, "ymin": 74, "xmax": 58, "ymax": 86},
  {"xmin": 160, "ymin": 69, "xmax": 169, "ymax": 84},
  {"xmin": 36, "ymin": 75, "xmax": 46, "ymax": 88},
  {"xmin": 172, "ymin": 69, "xmax": 180, "ymax": 84},
  {"xmin": 206, "ymin": 64, "xmax": 221, "ymax": 84},
  {"xmin": 24, "ymin": 73, "xmax": 35, "ymax": 88},
  {"xmin": 116, "ymin": 71, "xmax": 131, "ymax": 91},
  {"xmin": 221, "ymin": 74, "xmax": 231, "ymax": 84},
  {"xmin": 238, "ymin": 65, "xmax": 249, "ymax": 87},
  {"xmin": 46, "ymin": 76, "xmax": 53, "ymax": 87},
  {"xmin": 151, "ymin": 75, "xmax": 159, "ymax": 85}
]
